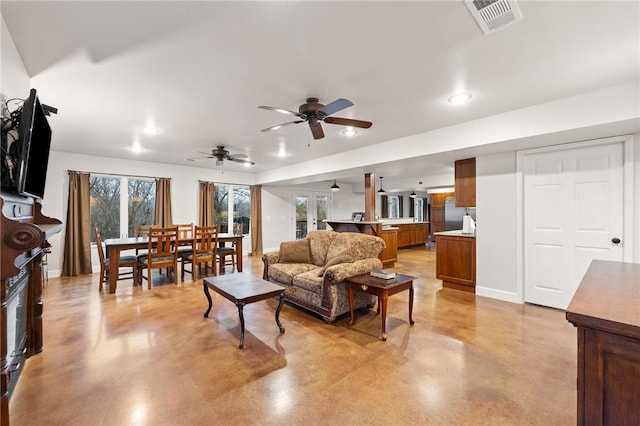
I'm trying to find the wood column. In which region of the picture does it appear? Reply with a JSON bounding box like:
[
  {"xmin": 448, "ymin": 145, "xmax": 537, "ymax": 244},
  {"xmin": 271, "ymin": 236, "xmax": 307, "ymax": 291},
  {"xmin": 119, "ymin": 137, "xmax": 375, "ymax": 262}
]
[{"xmin": 364, "ymin": 173, "xmax": 375, "ymax": 221}]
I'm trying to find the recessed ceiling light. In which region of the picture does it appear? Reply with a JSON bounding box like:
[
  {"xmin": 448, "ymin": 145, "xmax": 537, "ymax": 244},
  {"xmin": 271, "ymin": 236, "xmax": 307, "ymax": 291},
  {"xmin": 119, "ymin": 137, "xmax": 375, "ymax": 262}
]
[
  {"xmin": 131, "ymin": 142, "xmax": 144, "ymax": 153},
  {"xmin": 448, "ymin": 92, "xmax": 472, "ymax": 104},
  {"xmin": 143, "ymin": 124, "xmax": 159, "ymax": 135},
  {"xmin": 342, "ymin": 128, "xmax": 358, "ymax": 137}
]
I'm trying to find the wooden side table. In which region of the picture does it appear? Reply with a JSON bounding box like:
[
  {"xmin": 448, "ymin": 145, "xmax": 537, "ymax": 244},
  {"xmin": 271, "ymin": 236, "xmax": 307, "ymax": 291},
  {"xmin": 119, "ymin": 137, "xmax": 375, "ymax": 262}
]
[{"xmin": 346, "ymin": 273, "xmax": 416, "ymax": 341}]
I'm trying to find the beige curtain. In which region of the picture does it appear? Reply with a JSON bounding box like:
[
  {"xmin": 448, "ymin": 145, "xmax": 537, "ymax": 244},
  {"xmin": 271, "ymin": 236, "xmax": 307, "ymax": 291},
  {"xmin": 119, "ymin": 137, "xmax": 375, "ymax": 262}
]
[
  {"xmin": 198, "ymin": 181, "xmax": 215, "ymax": 226},
  {"xmin": 62, "ymin": 171, "xmax": 92, "ymax": 276},
  {"xmin": 250, "ymin": 185, "xmax": 263, "ymax": 256},
  {"xmin": 154, "ymin": 178, "xmax": 173, "ymax": 226}
]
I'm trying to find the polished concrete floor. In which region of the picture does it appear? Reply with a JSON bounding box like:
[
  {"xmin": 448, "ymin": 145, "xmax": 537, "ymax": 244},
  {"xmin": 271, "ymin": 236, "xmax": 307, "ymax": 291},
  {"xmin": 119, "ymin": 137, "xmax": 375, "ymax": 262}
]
[{"xmin": 10, "ymin": 246, "xmax": 577, "ymax": 425}]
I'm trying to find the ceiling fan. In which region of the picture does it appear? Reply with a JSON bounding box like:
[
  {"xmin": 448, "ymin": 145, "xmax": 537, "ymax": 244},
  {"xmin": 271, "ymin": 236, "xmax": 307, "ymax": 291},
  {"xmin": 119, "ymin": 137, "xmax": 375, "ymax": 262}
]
[
  {"xmin": 259, "ymin": 97, "xmax": 372, "ymax": 140},
  {"xmin": 195, "ymin": 145, "xmax": 255, "ymax": 166}
]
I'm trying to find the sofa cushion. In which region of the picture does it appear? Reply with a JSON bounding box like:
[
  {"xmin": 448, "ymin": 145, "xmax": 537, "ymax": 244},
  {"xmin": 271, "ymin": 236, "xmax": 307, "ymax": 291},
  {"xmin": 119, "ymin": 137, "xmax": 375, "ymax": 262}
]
[
  {"xmin": 293, "ymin": 269, "xmax": 325, "ymax": 294},
  {"xmin": 317, "ymin": 251, "xmax": 353, "ymax": 276},
  {"xmin": 279, "ymin": 239, "xmax": 312, "ymax": 264},
  {"xmin": 268, "ymin": 262, "xmax": 319, "ymax": 285},
  {"xmin": 326, "ymin": 232, "xmax": 385, "ymax": 262},
  {"xmin": 306, "ymin": 230, "xmax": 338, "ymax": 267}
]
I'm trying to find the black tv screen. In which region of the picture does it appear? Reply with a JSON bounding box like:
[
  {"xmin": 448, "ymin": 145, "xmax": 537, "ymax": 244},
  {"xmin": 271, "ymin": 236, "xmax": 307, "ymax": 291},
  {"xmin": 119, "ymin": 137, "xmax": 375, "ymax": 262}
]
[{"xmin": 16, "ymin": 89, "xmax": 52, "ymax": 199}]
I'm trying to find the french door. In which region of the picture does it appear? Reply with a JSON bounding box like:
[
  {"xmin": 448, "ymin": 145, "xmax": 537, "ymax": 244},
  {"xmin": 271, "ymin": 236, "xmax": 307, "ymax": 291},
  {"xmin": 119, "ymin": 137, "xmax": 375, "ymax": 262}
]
[{"xmin": 293, "ymin": 191, "xmax": 329, "ymax": 240}]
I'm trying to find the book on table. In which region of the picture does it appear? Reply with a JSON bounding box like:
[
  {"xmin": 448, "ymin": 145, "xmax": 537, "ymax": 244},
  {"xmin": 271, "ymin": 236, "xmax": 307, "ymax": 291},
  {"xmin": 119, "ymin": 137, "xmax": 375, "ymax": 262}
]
[{"xmin": 370, "ymin": 269, "xmax": 396, "ymax": 279}]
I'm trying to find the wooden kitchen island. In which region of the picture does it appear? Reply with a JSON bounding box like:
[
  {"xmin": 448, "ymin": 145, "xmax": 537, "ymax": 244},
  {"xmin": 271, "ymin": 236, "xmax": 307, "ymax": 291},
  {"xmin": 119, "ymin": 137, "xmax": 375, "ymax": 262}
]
[{"xmin": 434, "ymin": 230, "xmax": 476, "ymax": 293}]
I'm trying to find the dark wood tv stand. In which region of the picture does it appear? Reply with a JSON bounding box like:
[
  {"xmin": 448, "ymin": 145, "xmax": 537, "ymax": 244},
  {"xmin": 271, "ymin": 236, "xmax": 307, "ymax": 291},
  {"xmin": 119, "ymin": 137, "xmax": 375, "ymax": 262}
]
[
  {"xmin": 566, "ymin": 260, "xmax": 640, "ymax": 425},
  {"xmin": 1, "ymin": 192, "xmax": 62, "ymax": 426}
]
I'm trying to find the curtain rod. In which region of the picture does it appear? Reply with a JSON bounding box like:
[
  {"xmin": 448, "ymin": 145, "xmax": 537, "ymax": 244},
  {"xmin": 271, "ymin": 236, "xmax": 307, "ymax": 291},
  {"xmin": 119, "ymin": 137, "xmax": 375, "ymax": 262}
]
[{"xmin": 67, "ymin": 170, "xmax": 170, "ymax": 180}]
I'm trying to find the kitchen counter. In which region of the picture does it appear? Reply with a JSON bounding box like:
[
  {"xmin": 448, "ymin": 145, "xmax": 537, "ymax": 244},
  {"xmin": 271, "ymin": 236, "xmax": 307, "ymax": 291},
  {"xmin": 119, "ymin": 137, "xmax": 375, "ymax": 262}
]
[
  {"xmin": 435, "ymin": 231, "xmax": 476, "ymax": 293},
  {"xmin": 434, "ymin": 229, "xmax": 476, "ymax": 238}
]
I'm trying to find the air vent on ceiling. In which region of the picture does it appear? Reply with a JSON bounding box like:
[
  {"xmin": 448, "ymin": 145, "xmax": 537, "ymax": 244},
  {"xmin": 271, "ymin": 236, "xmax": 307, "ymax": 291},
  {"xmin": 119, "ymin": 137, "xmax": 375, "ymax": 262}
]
[{"xmin": 465, "ymin": 0, "xmax": 523, "ymax": 34}]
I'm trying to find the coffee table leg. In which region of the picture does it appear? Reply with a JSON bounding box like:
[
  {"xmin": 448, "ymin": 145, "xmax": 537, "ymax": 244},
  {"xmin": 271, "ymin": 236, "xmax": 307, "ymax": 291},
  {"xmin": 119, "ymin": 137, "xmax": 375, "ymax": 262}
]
[
  {"xmin": 380, "ymin": 291, "xmax": 388, "ymax": 341},
  {"xmin": 275, "ymin": 294, "xmax": 285, "ymax": 333},
  {"xmin": 236, "ymin": 302, "xmax": 246, "ymax": 349},
  {"xmin": 203, "ymin": 283, "xmax": 213, "ymax": 318},
  {"xmin": 409, "ymin": 282, "xmax": 415, "ymax": 325}
]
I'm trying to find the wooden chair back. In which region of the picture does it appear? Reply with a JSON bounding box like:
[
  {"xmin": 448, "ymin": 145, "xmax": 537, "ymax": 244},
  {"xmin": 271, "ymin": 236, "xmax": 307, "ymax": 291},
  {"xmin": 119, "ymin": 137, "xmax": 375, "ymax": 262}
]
[
  {"xmin": 142, "ymin": 226, "xmax": 179, "ymax": 288},
  {"xmin": 176, "ymin": 223, "xmax": 194, "ymax": 241},
  {"xmin": 94, "ymin": 227, "xmax": 107, "ymax": 268},
  {"xmin": 135, "ymin": 224, "xmax": 154, "ymax": 238}
]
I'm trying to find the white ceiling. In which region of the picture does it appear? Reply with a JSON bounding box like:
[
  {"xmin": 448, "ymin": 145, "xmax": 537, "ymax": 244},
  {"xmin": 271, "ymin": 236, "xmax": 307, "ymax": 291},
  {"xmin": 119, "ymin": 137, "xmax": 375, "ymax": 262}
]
[{"xmin": 2, "ymin": 1, "xmax": 639, "ymax": 189}]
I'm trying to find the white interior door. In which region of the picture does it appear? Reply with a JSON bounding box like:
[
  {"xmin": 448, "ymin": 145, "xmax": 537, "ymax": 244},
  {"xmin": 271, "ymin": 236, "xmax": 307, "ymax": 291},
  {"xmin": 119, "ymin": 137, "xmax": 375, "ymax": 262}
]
[
  {"xmin": 293, "ymin": 191, "xmax": 329, "ymax": 240},
  {"xmin": 523, "ymin": 142, "xmax": 624, "ymax": 309}
]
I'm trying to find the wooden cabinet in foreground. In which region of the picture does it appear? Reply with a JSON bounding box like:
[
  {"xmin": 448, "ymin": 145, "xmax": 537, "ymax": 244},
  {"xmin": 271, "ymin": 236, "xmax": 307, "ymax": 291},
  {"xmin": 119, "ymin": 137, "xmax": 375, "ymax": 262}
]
[
  {"xmin": 454, "ymin": 158, "xmax": 476, "ymax": 207},
  {"xmin": 566, "ymin": 260, "xmax": 640, "ymax": 426}
]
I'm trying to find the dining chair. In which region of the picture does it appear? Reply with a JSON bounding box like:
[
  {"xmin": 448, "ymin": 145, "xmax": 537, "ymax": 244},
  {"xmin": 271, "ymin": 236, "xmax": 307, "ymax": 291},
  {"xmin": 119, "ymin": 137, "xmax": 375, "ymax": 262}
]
[
  {"xmin": 134, "ymin": 224, "xmax": 154, "ymax": 261},
  {"xmin": 139, "ymin": 226, "xmax": 179, "ymax": 289},
  {"xmin": 94, "ymin": 227, "xmax": 139, "ymax": 291},
  {"xmin": 216, "ymin": 222, "xmax": 242, "ymax": 273},
  {"xmin": 181, "ymin": 225, "xmax": 218, "ymax": 280},
  {"xmin": 175, "ymin": 223, "xmax": 194, "ymax": 266}
]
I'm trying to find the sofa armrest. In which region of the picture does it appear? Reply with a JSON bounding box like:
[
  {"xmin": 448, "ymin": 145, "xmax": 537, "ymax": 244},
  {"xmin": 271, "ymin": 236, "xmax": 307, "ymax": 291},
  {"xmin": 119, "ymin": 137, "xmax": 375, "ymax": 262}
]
[
  {"xmin": 262, "ymin": 251, "xmax": 281, "ymax": 280},
  {"xmin": 324, "ymin": 258, "xmax": 383, "ymax": 284}
]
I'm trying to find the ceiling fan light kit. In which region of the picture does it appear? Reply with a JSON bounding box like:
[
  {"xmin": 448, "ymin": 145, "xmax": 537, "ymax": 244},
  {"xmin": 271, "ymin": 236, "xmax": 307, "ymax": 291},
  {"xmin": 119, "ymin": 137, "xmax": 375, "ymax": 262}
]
[
  {"xmin": 259, "ymin": 97, "xmax": 372, "ymax": 140},
  {"xmin": 191, "ymin": 145, "xmax": 255, "ymax": 166}
]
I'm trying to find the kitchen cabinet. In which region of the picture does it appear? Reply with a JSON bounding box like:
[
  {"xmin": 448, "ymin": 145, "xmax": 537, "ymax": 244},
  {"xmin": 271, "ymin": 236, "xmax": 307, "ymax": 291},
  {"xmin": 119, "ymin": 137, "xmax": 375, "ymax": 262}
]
[
  {"xmin": 380, "ymin": 228, "xmax": 398, "ymax": 268},
  {"xmin": 395, "ymin": 223, "xmax": 430, "ymax": 248},
  {"xmin": 454, "ymin": 158, "xmax": 476, "ymax": 207},
  {"xmin": 429, "ymin": 192, "xmax": 451, "ymax": 241},
  {"xmin": 566, "ymin": 260, "xmax": 640, "ymax": 426},
  {"xmin": 435, "ymin": 232, "xmax": 475, "ymax": 293}
]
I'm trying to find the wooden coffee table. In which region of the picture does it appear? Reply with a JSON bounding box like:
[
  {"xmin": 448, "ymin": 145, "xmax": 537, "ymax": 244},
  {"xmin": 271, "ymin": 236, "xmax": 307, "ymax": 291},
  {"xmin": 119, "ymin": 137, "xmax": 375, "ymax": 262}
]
[
  {"xmin": 203, "ymin": 273, "xmax": 285, "ymax": 349},
  {"xmin": 346, "ymin": 273, "xmax": 416, "ymax": 341}
]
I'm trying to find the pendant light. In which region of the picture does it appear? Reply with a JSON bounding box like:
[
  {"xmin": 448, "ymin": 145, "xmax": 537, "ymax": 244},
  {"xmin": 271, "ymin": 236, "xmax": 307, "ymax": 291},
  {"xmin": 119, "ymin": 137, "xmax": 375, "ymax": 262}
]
[
  {"xmin": 410, "ymin": 191, "xmax": 417, "ymax": 198},
  {"xmin": 330, "ymin": 179, "xmax": 340, "ymax": 192},
  {"xmin": 377, "ymin": 176, "xmax": 386, "ymax": 195}
]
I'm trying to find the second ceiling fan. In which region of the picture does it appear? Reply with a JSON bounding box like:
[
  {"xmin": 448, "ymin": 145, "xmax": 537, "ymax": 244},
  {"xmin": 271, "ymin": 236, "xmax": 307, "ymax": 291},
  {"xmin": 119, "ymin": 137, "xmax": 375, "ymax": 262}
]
[{"xmin": 259, "ymin": 97, "xmax": 372, "ymax": 140}]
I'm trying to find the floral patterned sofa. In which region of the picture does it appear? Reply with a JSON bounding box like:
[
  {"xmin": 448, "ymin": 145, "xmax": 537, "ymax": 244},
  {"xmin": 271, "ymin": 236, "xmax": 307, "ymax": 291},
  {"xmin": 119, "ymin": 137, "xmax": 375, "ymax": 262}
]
[{"xmin": 262, "ymin": 230, "xmax": 385, "ymax": 323}]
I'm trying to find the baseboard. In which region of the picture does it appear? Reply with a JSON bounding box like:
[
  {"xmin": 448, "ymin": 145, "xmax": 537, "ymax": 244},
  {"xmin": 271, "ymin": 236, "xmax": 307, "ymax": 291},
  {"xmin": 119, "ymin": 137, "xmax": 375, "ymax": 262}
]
[{"xmin": 476, "ymin": 285, "xmax": 522, "ymax": 304}]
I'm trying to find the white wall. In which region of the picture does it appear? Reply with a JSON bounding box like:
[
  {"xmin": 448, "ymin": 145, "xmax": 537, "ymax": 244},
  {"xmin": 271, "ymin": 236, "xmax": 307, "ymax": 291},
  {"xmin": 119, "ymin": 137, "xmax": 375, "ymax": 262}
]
[
  {"xmin": 1, "ymin": 16, "xmax": 30, "ymax": 99},
  {"xmin": 475, "ymin": 152, "xmax": 520, "ymax": 302}
]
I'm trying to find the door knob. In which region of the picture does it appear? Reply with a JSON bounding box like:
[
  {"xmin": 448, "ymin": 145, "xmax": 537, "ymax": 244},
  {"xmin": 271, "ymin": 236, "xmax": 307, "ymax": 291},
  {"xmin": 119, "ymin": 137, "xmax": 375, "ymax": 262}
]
[{"xmin": 611, "ymin": 237, "xmax": 621, "ymax": 245}]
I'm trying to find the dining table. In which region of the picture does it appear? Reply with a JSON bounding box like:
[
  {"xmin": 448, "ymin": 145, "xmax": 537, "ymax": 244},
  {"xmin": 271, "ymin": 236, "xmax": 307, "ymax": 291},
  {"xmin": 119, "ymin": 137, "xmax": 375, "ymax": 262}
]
[{"xmin": 103, "ymin": 233, "xmax": 244, "ymax": 293}]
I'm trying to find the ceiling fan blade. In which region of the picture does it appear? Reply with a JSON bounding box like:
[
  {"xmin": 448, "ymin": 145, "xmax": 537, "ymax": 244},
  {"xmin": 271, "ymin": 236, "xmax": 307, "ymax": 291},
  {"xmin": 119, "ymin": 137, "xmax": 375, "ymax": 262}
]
[
  {"xmin": 227, "ymin": 156, "xmax": 255, "ymax": 165},
  {"xmin": 258, "ymin": 105, "xmax": 301, "ymax": 116},
  {"xmin": 318, "ymin": 98, "xmax": 353, "ymax": 116},
  {"xmin": 261, "ymin": 120, "xmax": 305, "ymax": 132},
  {"xmin": 323, "ymin": 117, "xmax": 372, "ymax": 129},
  {"xmin": 310, "ymin": 122, "xmax": 325, "ymax": 139}
]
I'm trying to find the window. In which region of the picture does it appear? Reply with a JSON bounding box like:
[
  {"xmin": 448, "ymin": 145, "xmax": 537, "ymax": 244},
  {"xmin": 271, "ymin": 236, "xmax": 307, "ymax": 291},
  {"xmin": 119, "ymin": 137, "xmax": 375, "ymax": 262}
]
[
  {"xmin": 415, "ymin": 198, "xmax": 424, "ymax": 222},
  {"xmin": 90, "ymin": 175, "xmax": 155, "ymax": 241},
  {"xmin": 388, "ymin": 195, "xmax": 400, "ymax": 219},
  {"xmin": 214, "ymin": 184, "xmax": 250, "ymax": 235}
]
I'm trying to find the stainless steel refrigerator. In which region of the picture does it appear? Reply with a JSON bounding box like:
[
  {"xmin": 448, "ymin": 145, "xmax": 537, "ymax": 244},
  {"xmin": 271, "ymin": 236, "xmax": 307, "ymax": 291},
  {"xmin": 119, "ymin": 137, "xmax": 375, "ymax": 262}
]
[{"xmin": 444, "ymin": 197, "xmax": 476, "ymax": 231}]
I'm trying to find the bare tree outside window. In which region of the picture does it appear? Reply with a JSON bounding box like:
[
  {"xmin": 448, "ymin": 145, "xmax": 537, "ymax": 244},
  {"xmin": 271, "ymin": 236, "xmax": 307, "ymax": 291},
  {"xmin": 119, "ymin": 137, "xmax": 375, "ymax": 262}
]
[
  {"xmin": 128, "ymin": 179, "xmax": 155, "ymax": 236},
  {"xmin": 90, "ymin": 176, "xmax": 121, "ymax": 241},
  {"xmin": 215, "ymin": 184, "xmax": 229, "ymax": 233},
  {"xmin": 90, "ymin": 175, "xmax": 156, "ymax": 242},
  {"xmin": 214, "ymin": 184, "xmax": 251, "ymax": 235}
]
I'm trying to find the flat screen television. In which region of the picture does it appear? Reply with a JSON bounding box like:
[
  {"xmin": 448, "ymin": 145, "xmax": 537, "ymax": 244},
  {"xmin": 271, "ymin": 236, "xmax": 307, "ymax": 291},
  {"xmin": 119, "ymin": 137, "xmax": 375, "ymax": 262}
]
[{"xmin": 15, "ymin": 88, "xmax": 52, "ymax": 199}]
